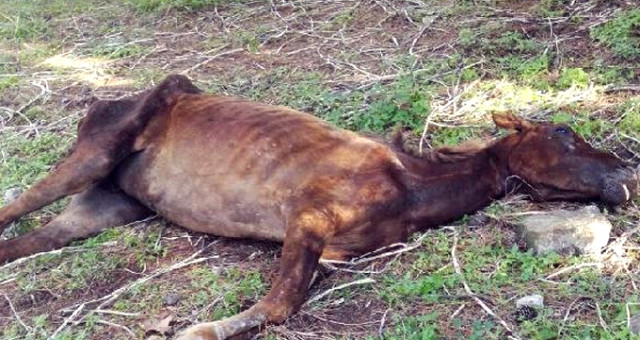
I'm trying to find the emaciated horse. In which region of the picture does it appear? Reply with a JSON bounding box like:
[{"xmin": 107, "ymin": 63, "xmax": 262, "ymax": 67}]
[{"xmin": 0, "ymin": 75, "xmax": 636, "ymax": 339}]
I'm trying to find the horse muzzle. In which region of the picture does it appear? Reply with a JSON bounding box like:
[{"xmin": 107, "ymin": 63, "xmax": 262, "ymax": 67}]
[{"xmin": 600, "ymin": 167, "xmax": 639, "ymax": 206}]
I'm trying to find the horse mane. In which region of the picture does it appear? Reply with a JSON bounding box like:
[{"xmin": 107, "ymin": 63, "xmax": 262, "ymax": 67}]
[{"xmin": 389, "ymin": 128, "xmax": 494, "ymax": 163}]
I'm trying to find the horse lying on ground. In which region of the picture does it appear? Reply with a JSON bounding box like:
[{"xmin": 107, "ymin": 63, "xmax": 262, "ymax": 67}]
[{"xmin": 0, "ymin": 75, "xmax": 637, "ymax": 339}]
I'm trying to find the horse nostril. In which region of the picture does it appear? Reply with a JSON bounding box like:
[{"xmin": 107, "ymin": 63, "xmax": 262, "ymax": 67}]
[{"xmin": 600, "ymin": 167, "xmax": 639, "ymax": 205}]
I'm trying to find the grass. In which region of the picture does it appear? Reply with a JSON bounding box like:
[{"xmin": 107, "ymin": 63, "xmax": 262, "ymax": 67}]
[
  {"xmin": 0, "ymin": 133, "xmax": 73, "ymax": 193},
  {"xmin": 126, "ymin": 0, "xmax": 254, "ymax": 12},
  {"xmin": 591, "ymin": 9, "xmax": 640, "ymax": 61},
  {"xmin": 0, "ymin": 0, "xmax": 639, "ymax": 339}
]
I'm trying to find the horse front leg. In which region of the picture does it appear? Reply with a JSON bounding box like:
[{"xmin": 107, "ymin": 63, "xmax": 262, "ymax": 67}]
[{"xmin": 175, "ymin": 209, "xmax": 331, "ymax": 340}]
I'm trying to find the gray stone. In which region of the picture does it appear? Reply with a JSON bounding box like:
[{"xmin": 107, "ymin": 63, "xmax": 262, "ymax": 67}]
[
  {"xmin": 631, "ymin": 314, "xmax": 640, "ymax": 335},
  {"xmin": 3, "ymin": 187, "xmax": 22, "ymax": 204},
  {"xmin": 519, "ymin": 206, "xmax": 611, "ymax": 255},
  {"xmin": 1, "ymin": 188, "xmax": 22, "ymax": 240},
  {"xmin": 516, "ymin": 294, "xmax": 544, "ymax": 309},
  {"xmin": 163, "ymin": 293, "xmax": 181, "ymax": 306}
]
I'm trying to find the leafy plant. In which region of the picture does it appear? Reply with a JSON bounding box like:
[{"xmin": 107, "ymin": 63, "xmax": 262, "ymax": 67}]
[
  {"xmin": 556, "ymin": 68, "xmax": 590, "ymax": 89},
  {"xmin": 350, "ymin": 76, "xmax": 431, "ymax": 133}
]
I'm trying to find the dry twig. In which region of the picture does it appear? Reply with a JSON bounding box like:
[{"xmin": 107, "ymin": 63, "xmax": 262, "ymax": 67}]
[
  {"xmin": 305, "ymin": 278, "xmax": 375, "ymax": 305},
  {"xmin": 3, "ymin": 294, "xmax": 30, "ymax": 333}
]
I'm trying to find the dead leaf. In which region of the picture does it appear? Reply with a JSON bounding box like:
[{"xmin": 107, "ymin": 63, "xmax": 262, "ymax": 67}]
[{"xmin": 143, "ymin": 312, "xmax": 175, "ymax": 335}]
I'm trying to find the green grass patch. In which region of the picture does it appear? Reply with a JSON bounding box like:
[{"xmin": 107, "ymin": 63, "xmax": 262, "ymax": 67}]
[
  {"xmin": 90, "ymin": 43, "xmax": 150, "ymax": 59},
  {"xmin": 187, "ymin": 265, "xmax": 267, "ymax": 320},
  {"xmin": 551, "ymin": 110, "xmax": 615, "ymax": 141},
  {"xmin": 618, "ymin": 99, "xmax": 640, "ymax": 137},
  {"xmin": 0, "ymin": 75, "xmax": 20, "ymax": 90},
  {"xmin": 592, "ymin": 66, "xmax": 636, "ymax": 85},
  {"xmin": 0, "ymin": 133, "xmax": 73, "ymax": 193},
  {"xmin": 379, "ymin": 312, "xmax": 441, "ymax": 340},
  {"xmin": 556, "ymin": 68, "xmax": 590, "ymax": 89},
  {"xmin": 0, "ymin": 0, "xmax": 105, "ymax": 42},
  {"xmin": 209, "ymin": 69, "xmax": 434, "ymax": 135},
  {"xmin": 350, "ymin": 76, "xmax": 431, "ymax": 133},
  {"xmin": 591, "ymin": 9, "xmax": 640, "ymax": 60},
  {"xmin": 125, "ymin": 0, "xmax": 254, "ymax": 12}
]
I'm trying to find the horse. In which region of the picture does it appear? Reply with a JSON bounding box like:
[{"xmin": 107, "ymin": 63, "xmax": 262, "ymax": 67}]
[{"xmin": 0, "ymin": 75, "xmax": 636, "ymax": 340}]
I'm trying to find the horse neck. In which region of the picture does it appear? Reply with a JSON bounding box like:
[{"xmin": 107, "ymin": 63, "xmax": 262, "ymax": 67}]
[{"xmin": 395, "ymin": 142, "xmax": 510, "ymax": 229}]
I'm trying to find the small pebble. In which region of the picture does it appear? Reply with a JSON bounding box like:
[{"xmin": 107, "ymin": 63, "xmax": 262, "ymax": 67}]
[{"xmin": 163, "ymin": 293, "xmax": 181, "ymax": 306}]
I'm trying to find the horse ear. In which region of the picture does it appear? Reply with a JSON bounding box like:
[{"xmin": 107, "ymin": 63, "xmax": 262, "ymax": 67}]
[{"xmin": 492, "ymin": 112, "xmax": 533, "ymax": 132}]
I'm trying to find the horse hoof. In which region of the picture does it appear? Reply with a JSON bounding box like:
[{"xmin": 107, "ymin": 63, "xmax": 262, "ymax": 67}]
[{"xmin": 174, "ymin": 323, "xmax": 220, "ymax": 340}]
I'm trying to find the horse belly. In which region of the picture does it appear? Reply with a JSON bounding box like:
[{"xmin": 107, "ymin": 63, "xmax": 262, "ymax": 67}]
[{"xmin": 115, "ymin": 150, "xmax": 287, "ymax": 242}]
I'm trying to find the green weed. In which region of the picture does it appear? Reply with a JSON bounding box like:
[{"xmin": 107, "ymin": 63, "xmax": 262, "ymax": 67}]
[
  {"xmin": 556, "ymin": 68, "xmax": 590, "ymax": 89},
  {"xmin": 349, "ymin": 76, "xmax": 431, "ymax": 134},
  {"xmin": 379, "ymin": 312, "xmax": 440, "ymax": 340},
  {"xmin": 591, "ymin": 9, "xmax": 640, "ymax": 60}
]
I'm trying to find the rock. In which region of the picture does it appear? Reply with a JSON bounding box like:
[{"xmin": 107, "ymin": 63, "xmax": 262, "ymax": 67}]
[
  {"xmin": 516, "ymin": 294, "xmax": 544, "ymax": 309},
  {"xmin": 514, "ymin": 295, "xmax": 543, "ymax": 322},
  {"xmin": 630, "ymin": 314, "xmax": 640, "ymax": 335},
  {"xmin": 146, "ymin": 335, "xmax": 165, "ymax": 340},
  {"xmin": 515, "ymin": 305, "xmax": 537, "ymax": 322},
  {"xmin": 3, "ymin": 187, "xmax": 22, "ymax": 204},
  {"xmin": 1, "ymin": 188, "xmax": 22, "ymax": 240},
  {"xmin": 518, "ymin": 206, "xmax": 611, "ymax": 255},
  {"xmin": 163, "ymin": 293, "xmax": 181, "ymax": 306}
]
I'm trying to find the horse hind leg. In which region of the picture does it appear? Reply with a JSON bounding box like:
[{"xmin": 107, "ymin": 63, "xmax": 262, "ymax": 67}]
[
  {"xmin": 175, "ymin": 209, "xmax": 331, "ymax": 340},
  {"xmin": 0, "ymin": 74, "xmax": 202, "ymax": 232},
  {"xmin": 0, "ymin": 142, "xmax": 121, "ymax": 232},
  {"xmin": 0, "ymin": 182, "xmax": 152, "ymax": 264}
]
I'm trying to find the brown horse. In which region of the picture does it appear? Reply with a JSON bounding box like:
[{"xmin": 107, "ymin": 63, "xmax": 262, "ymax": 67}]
[{"xmin": 0, "ymin": 75, "xmax": 636, "ymax": 339}]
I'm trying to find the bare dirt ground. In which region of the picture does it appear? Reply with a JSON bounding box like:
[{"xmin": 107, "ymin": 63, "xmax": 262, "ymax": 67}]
[{"xmin": 1, "ymin": 0, "xmax": 639, "ymax": 339}]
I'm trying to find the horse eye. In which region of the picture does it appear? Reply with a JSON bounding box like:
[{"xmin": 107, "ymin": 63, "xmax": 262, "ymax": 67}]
[{"xmin": 555, "ymin": 127, "xmax": 569, "ymax": 135}]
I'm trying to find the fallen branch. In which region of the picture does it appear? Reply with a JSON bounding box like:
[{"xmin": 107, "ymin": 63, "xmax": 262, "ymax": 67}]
[
  {"xmin": 56, "ymin": 247, "xmax": 217, "ymax": 336},
  {"xmin": 545, "ymin": 262, "xmax": 602, "ymax": 279},
  {"xmin": 96, "ymin": 319, "xmax": 136, "ymax": 337},
  {"xmin": 305, "ymin": 278, "xmax": 375, "ymax": 305},
  {"xmin": 49, "ymin": 303, "xmax": 85, "ymax": 340},
  {"xmin": 3, "ymin": 294, "xmax": 30, "ymax": 333},
  {"xmin": 319, "ymin": 232, "xmax": 430, "ymax": 273},
  {"xmin": 604, "ymin": 84, "xmax": 640, "ymax": 94}
]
